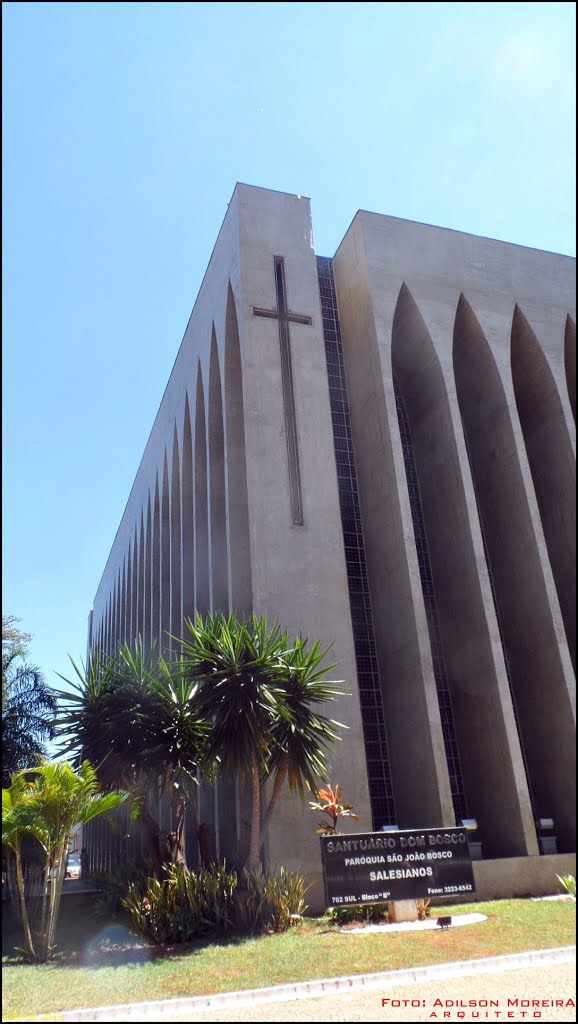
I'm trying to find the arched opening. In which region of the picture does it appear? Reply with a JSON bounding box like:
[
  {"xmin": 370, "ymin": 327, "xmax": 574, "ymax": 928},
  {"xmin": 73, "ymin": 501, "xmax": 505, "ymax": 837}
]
[
  {"xmin": 393, "ymin": 283, "xmax": 531, "ymax": 856},
  {"xmin": 511, "ymin": 306, "xmax": 576, "ymax": 669},
  {"xmin": 453, "ymin": 295, "xmax": 575, "ymax": 851},
  {"xmin": 225, "ymin": 283, "xmax": 252, "ymax": 617},
  {"xmin": 195, "ymin": 361, "xmax": 210, "ymax": 616},
  {"xmin": 209, "ymin": 328, "xmax": 229, "ymax": 614}
]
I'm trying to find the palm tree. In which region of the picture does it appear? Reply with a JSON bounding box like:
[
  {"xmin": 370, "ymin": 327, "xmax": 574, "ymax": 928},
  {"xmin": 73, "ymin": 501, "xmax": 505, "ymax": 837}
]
[
  {"xmin": 2, "ymin": 775, "xmax": 40, "ymax": 958},
  {"xmin": 2, "ymin": 615, "xmax": 56, "ymax": 785},
  {"xmin": 179, "ymin": 614, "xmax": 289, "ymax": 871},
  {"xmin": 54, "ymin": 642, "xmax": 210, "ymax": 871},
  {"xmin": 261, "ymin": 636, "xmax": 345, "ymax": 843},
  {"xmin": 2, "ymin": 760, "xmax": 128, "ymax": 961},
  {"xmin": 178, "ymin": 614, "xmax": 347, "ymax": 871}
]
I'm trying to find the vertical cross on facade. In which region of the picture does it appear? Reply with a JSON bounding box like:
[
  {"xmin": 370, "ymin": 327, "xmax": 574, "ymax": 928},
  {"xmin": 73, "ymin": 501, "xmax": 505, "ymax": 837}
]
[{"xmin": 252, "ymin": 256, "xmax": 312, "ymax": 525}]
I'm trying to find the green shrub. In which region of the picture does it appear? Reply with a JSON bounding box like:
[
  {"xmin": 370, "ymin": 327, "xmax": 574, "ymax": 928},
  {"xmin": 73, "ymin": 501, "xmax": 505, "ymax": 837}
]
[
  {"xmin": 327, "ymin": 902, "xmax": 388, "ymax": 925},
  {"xmin": 91, "ymin": 860, "xmax": 153, "ymax": 917},
  {"xmin": 122, "ymin": 862, "xmax": 238, "ymax": 943},
  {"xmin": 556, "ymin": 874, "xmax": 576, "ymax": 899},
  {"xmin": 245, "ymin": 866, "xmax": 311, "ymax": 933}
]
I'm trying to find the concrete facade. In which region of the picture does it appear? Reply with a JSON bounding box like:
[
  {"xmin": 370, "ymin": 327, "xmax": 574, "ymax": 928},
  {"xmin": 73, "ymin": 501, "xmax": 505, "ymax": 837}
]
[{"xmin": 87, "ymin": 185, "xmax": 576, "ymax": 900}]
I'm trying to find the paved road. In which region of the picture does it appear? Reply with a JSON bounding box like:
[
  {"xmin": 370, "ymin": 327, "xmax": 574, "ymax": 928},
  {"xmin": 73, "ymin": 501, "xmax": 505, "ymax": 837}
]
[{"xmin": 120, "ymin": 962, "xmax": 576, "ymax": 1023}]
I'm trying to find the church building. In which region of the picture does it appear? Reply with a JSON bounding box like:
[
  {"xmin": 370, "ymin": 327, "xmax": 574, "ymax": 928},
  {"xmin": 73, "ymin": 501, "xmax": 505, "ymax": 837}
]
[{"xmin": 87, "ymin": 183, "xmax": 576, "ymax": 900}]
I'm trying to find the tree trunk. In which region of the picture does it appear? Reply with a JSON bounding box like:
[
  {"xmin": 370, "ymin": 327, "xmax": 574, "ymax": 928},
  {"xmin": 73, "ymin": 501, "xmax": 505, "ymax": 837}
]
[
  {"xmin": 170, "ymin": 789, "xmax": 186, "ymax": 866},
  {"xmin": 39, "ymin": 852, "xmax": 51, "ymax": 945},
  {"xmin": 14, "ymin": 844, "xmax": 35, "ymax": 960},
  {"xmin": 43, "ymin": 845, "xmax": 67, "ymax": 960},
  {"xmin": 260, "ymin": 755, "xmax": 288, "ymax": 847},
  {"xmin": 246, "ymin": 755, "xmax": 261, "ymax": 872},
  {"xmin": 138, "ymin": 803, "xmax": 164, "ymax": 876}
]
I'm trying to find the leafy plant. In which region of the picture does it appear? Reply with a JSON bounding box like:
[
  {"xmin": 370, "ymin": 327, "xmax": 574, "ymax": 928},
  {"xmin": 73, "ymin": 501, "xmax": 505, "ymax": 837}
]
[
  {"xmin": 556, "ymin": 874, "xmax": 576, "ymax": 899},
  {"xmin": 309, "ymin": 783, "xmax": 359, "ymax": 836},
  {"xmin": 91, "ymin": 860, "xmax": 153, "ymax": 917},
  {"xmin": 179, "ymin": 613, "xmax": 346, "ymax": 870},
  {"xmin": 54, "ymin": 643, "xmax": 210, "ymax": 872},
  {"xmin": 56, "ymin": 616, "xmax": 346, "ymax": 875},
  {"xmin": 122, "ymin": 862, "xmax": 238, "ymax": 943},
  {"xmin": 245, "ymin": 865, "xmax": 311, "ymax": 933},
  {"xmin": 2, "ymin": 760, "xmax": 128, "ymax": 960},
  {"xmin": 327, "ymin": 902, "xmax": 388, "ymax": 925},
  {"xmin": 2, "ymin": 615, "xmax": 56, "ymax": 786}
]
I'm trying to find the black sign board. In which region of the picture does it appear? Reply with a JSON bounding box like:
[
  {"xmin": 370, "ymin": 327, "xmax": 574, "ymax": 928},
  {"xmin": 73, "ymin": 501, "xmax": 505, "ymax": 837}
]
[{"xmin": 320, "ymin": 827, "xmax": 475, "ymax": 907}]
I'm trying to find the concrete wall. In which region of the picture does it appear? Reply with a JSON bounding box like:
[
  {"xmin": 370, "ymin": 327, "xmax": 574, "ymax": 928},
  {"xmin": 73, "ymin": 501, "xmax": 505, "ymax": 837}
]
[
  {"xmin": 87, "ymin": 188, "xmax": 575, "ymax": 879},
  {"xmin": 472, "ymin": 854, "xmax": 577, "ymax": 901},
  {"xmin": 333, "ymin": 211, "xmax": 575, "ymax": 857},
  {"xmin": 88, "ymin": 184, "xmax": 372, "ymax": 878},
  {"xmin": 236, "ymin": 185, "xmax": 372, "ymax": 876}
]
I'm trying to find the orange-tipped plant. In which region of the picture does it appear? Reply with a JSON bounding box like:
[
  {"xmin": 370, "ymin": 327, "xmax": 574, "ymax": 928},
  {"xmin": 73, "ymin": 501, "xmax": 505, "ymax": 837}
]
[{"xmin": 309, "ymin": 783, "xmax": 359, "ymax": 836}]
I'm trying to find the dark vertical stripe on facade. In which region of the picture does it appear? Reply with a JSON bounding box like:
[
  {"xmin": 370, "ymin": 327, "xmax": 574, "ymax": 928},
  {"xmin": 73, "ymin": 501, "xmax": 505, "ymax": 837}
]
[{"xmin": 316, "ymin": 256, "xmax": 396, "ymax": 828}]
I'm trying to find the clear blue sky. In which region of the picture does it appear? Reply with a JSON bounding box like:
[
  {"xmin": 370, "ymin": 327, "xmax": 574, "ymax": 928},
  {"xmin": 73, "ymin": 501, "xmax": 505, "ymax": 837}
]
[{"xmin": 3, "ymin": 1, "xmax": 576, "ymax": 695}]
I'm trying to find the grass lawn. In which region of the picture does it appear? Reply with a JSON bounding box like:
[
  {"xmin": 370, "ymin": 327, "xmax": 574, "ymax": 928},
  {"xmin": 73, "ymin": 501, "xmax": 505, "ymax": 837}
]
[{"xmin": 2, "ymin": 899, "xmax": 575, "ymax": 1021}]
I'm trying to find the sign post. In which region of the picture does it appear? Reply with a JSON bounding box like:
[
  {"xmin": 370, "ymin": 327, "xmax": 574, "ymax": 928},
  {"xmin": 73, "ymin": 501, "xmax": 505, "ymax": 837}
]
[{"xmin": 320, "ymin": 827, "xmax": 475, "ymax": 912}]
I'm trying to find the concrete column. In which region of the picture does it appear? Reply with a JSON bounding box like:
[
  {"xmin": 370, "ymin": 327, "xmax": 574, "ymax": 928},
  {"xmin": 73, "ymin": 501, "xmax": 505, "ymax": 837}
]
[
  {"xmin": 194, "ymin": 363, "xmax": 210, "ymax": 616},
  {"xmin": 208, "ymin": 328, "xmax": 229, "ymax": 613},
  {"xmin": 224, "ymin": 281, "xmax": 253, "ymax": 619},
  {"xmin": 453, "ymin": 295, "xmax": 575, "ymax": 852},
  {"xmin": 511, "ymin": 306, "xmax": 576, "ymax": 671},
  {"xmin": 181, "ymin": 397, "xmax": 195, "ymax": 626},
  {"xmin": 333, "ymin": 224, "xmax": 455, "ymax": 833},
  {"xmin": 171, "ymin": 425, "xmax": 183, "ymax": 644},
  {"xmin": 237, "ymin": 185, "xmax": 372, "ymax": 895},
  {"xmin": 160, "ymin": 452, "xmax": 171, "ymax": 655}
]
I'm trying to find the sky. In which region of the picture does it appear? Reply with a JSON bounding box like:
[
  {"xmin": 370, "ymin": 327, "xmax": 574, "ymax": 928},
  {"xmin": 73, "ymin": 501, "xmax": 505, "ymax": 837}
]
[{"xmin": 2, "ymin": 1, "xmax": 576, "ymax": 699}]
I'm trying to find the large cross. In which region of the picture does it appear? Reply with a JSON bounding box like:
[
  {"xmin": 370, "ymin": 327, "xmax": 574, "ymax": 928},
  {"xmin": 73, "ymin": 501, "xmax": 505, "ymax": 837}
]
[{"xmin": 252, "ymin": 256, "xmax": 312, "ymax": 525}]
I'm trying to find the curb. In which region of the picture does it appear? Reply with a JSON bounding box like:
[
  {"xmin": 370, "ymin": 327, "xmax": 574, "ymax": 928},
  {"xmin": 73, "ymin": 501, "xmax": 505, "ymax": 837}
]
[{"xmin": 52, "ymin": 945, "xmax": 576, "ymax": 1021}]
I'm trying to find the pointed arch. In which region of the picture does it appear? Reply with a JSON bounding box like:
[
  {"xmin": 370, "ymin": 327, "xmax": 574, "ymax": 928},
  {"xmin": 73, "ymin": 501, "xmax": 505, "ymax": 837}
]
[
  {"xmin": 182, "ymin": 394, "xmax": 195, "ymax": 624},
  {"xmin": 209, "ymin": 327, "xmax": 229, "ymax": 613},
  {"xmin": 511, "ymin": 306, "xmax": 576, "ymax": 669},
  {"xmin": 152, "ymin": 475, "xmax": 161, "ymax": 649},
  {"xmin": 161, "ymin": 452, "xmax": 171, "ymax": 655},
  {"xmin": 138, "ymin": 510, "xmax": 146, "ymax": 647},
  {"xmin": 195, "ymin": 361, "xmax": 210, "ymax": 616},
  {"xmin": 224, "ymin": 282, "xmax": 252, "ymax": 617},
  {"xmin": 565, "ymin": 315, "xmax": 576, "ymax": 422},
  {"xmin": 171, "ymin": 424, "xmax": 183, "ymax": 644},
  {"xmin": 392, "ymin": 283, "xmax": 530, "ymax": 855},
  {"xmin": 453, "ymin": 294, "xmax": 575, "ymax": 851}
]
